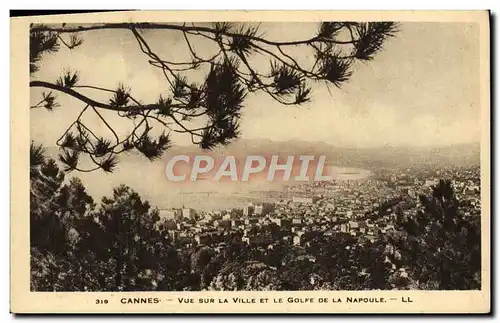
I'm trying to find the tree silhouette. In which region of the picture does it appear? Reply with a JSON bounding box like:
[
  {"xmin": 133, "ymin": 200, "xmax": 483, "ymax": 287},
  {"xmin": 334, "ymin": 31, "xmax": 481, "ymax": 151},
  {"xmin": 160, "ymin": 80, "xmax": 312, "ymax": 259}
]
[
  {"xmin": 30, "ymin": 143, "xmax": 96, "ymax": 290},
  {"xmin": 30, "ymin": 22, "xmax": 398, "ymax": 172},
  {"xmin": 85, "ymin": 185, "xmax": 174, "ymax": 291},
  {"xmin": 30, "ymin": 142, "xmax": 67, "ymax": 254},
  {"xmin": 208, "ymin": 260, "xmax": 282, "ymax": 291},
  {"xmin": 391, "ymin": 180, "xmax": 481, "ymax": 290},
  {"xmin": 30, "ymin": 144, "xmax": 183, "ymax": 291}
]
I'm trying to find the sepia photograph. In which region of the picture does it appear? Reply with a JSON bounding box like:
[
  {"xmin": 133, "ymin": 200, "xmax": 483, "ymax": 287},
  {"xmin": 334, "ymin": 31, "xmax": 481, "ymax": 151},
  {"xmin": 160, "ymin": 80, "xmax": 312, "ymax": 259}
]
[{"xmin": 11, "ymin": 10, "xmax": 491, "ymax": 314}]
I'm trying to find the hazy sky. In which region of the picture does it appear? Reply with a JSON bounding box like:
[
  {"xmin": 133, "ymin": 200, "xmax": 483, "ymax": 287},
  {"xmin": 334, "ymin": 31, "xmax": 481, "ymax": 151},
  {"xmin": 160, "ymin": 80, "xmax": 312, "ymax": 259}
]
[{"xmin": 31, "ymin": 22, "xmax": 480, "ymax": 149}]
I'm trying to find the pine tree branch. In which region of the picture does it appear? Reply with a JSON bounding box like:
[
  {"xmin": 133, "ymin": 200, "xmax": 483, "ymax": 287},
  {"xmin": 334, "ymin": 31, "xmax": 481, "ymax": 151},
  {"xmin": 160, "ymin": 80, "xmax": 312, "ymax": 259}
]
[
  {"xmin": 31, "ymin": 22, "xmax": 360, "ymax": 46},
  {"xmin": 30, "ymin": 81, "xmax": 151, "ymax": 111},
  {"xmin": 30, "ymin": 80, "xmax": 179, "ymax": 112},
  {"xmin": 30, "ymin": 21, "xmax": 398, "ymax": 172}
]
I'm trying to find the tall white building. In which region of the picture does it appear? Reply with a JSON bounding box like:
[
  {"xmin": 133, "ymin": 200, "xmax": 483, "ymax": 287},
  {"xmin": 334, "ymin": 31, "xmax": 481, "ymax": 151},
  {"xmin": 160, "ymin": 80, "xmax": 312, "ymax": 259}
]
[
  {"xmin": 158, "ymin": 208, "xmax": 179, "ymax": 220},
  {"xmin": 292, "ymin": 196, "xmax": 314, "ymax": 204},
  {"xmin": 243, "ymin": 204, "xmax": 254, "ymax": 217},
  {"xmin": 182, "ymin": 208, "xmax": 196, "ymax": 219}
]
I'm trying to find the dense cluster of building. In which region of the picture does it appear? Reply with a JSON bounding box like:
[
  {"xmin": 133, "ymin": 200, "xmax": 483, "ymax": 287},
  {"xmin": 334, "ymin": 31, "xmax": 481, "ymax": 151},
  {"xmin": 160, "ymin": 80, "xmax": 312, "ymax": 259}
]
[{"xmin": 156, "ymin": 165, "xmax": 481, "ymax": 251}]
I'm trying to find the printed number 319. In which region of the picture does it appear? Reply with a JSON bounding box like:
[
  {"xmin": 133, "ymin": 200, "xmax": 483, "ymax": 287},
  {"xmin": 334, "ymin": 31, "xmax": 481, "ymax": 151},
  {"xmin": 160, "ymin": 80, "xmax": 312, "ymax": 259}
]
[{"xmin": 96, "ymin": 299, "xmax": 108, "ymax": 304}]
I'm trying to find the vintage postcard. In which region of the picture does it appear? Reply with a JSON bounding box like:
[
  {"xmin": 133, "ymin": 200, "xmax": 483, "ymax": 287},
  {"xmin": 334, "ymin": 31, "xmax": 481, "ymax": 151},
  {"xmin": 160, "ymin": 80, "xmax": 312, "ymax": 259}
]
[{"xmin": 11, "ymin": 10, "xmax": 490, "ymax": 314}]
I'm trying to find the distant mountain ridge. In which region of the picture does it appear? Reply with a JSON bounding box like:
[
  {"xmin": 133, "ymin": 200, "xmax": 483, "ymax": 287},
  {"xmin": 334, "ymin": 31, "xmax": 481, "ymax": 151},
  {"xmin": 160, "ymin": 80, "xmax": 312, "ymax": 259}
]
[
  {"xmin": 168, "ymin": 139, "xmax": 480, "ymax": 168},
  {"xmin": 42, "ymin": 139, "xmax": 480, "ymax": 170}
]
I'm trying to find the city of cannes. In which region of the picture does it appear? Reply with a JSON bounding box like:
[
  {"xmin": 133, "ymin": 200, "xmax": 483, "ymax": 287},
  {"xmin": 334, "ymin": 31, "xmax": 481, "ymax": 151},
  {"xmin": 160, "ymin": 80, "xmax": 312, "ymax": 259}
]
[{"xmin": 119, "ymin": 296, "xmax": 397, "ymax": 304}]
